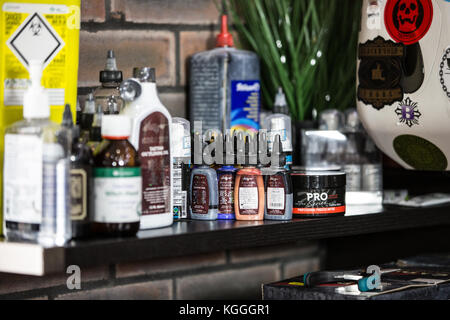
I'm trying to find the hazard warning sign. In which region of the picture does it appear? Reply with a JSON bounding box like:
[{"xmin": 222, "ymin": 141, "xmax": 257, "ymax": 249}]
[{"xmin": 6, "ymin": 12, "xmax": 65, "ymax": 69}]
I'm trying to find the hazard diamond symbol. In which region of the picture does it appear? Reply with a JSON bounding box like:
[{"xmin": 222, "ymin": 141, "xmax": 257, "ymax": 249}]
[{"xmin": 7, "ymin": 12, "xmax": 65, "ymax": 69}]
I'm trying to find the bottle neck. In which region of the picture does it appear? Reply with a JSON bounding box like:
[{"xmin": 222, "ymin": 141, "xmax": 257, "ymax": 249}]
[{"xmin": 101, "ymin": 81, "xmax": 121, "ymax": 88}]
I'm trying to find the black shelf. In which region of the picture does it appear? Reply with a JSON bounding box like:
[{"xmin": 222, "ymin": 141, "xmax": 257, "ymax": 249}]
[
  {"xmin": 65, "ymin": 205, "xmax": 450, "ymax": 268},
  {"xmin": 2, "ymin": 204, "xmax": 450, "ymax": 275}
]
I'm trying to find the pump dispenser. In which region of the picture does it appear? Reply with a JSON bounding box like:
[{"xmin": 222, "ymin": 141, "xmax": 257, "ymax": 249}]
[
  {"xmin": 23, "ymin": 61, "xmax": 50, "ymax": 119},
  {"xmin": 120, "ymin": 67, "xmax": 173, "ymax": 229},
  {"xmin": 4, "ymin": 60, "xmax": 71, "ymax": 244}
]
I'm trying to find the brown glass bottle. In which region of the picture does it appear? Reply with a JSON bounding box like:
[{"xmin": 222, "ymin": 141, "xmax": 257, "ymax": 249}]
[{"xmin": 92, "ymin": 115, "xmax": 141, "ymax": 237}]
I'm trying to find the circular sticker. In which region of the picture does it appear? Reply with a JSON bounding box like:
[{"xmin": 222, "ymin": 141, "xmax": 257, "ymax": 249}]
[
  {"xmin": 384, "ymin": 0, "xmax": 433, "ymax": 45},
  {"xmin": 439, "ymin": 46, "xmax": 450, "ymax": 99},
  {"xmin": 393, "ymin": 134, "xmax": 448, "ymax": 170}
]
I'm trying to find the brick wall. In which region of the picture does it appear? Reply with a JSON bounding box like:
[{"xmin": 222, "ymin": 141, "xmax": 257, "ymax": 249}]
[
  {"xmin": 0, "ymin": 241, "xmax": 323, "ymax": 300},
  {"xmin": 78, "ymin": 0, "xmax": 225, "ymax": 118}
]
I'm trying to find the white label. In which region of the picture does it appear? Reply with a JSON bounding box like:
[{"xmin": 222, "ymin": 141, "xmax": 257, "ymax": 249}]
[
  {"xmin": 238, "ymin": 187, "xmax": 258, "ymax": 210},
  {"xmin": 267, "ymin": 187, "xmax": 285, "ymax": 209},
  {"xmin": 94, "ymin": 176, "xmax": 142, "ymax": 223},
  {"xmin": 3, "ymin": 134, "xmax": 43, "ymax": 224}
]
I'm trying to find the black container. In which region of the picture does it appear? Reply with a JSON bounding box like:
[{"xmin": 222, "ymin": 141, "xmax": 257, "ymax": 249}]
[{"xmin": 291, "ymin": 170, "xmax": 346, "ymax": 218}]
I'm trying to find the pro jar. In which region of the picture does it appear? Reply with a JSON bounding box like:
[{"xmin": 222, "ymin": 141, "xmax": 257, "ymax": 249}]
[{"xmin": 291, "ymin": 170, "xmax": 346, "ymax": 218}]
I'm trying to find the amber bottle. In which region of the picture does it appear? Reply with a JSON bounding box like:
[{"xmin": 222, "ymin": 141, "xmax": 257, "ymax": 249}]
[{"xmin": 92, "ymin": 115, "xmax": 141, "ymax": 237}]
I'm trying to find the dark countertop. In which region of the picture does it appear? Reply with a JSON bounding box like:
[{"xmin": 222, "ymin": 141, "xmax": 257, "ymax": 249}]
[
  {"xmin": 65, "ymin": 204, "xmax": 450, "ymax": 268},
  {"xmin": 2, "ymin": 204, "xmax": 450, "ymax": 275}
]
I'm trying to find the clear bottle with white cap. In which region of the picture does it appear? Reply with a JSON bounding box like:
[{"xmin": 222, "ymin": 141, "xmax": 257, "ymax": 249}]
[
  {"xmin": 92, "ymin": 115, "xmax": 141, "ymax": 237},
  {"xmin": 263, "ymin": 87, "xmax": 293, "ymax": 166},
  {"xmin": 4, "ymin": 60, "xmax": 71, "ymax": 243}
]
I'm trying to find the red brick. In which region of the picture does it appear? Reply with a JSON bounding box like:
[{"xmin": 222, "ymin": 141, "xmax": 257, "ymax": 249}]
[
  {"xmin": 159, "ymin": 92, "xmax": 187, "ymax": 118},
  {"xmin": 176, "ymin": 264, "xmax": 281, "ymax": 299},
  {"xmin": 0, "ymin": 265, "xmax": 109, "ymax": 295},
  {"xmin": 282, "ymin": 257, "xmax": 321, "ymax": 279},
  {"xmin": 78, "ymin": 30, "xmax": 176, "ymax": 87},
  {"xmin": 111, "ymin": 0, "xmax": 220, "ymax": 24},
  {"xmin": 180, "ymin": 31, "xmax": 216, "ymax": 86},
  {"xmin": 81, "ymin": 0, "xmax": 106, "ymax": 22},
  {"xmin": 55, "ymin": 280, "xmax": 172, "ymax": 300},
  {"xmin": 116, "ymin": 251, "xmax": 225, "ymax": 278},
  {"xmin": 230, "ymin": 242, "xmax": 320, "ymax": 264}
]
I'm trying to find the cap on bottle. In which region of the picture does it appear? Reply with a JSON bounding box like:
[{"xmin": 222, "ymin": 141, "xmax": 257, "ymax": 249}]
[
  {"xmin": 273, "ymin": 87, "xmax": 288, "ymax": 115},
  {"xmin": 344, "ymin": 108, "xmax": 361, "ymax": 132},
  {"xmin": 216, "ymin": 15, "xmax": 234, "ymax": 47},
  {"xmin": 23, "ymin": 60, "xmax": 50, "ymax": 119},
  {"xmin": 101, "ymin": 115, "xmax": 131, "ymax": 139},
  {"xmin": 99, "ymin": 50, "xmax": 123, "ymax": 83},
  {"xmin": 62, "ymin": 104, "xmax": 74, "ymax": 128},
  {"xmin": 318, "ymin": 109, "xmax": 344, "ymax": 131}
]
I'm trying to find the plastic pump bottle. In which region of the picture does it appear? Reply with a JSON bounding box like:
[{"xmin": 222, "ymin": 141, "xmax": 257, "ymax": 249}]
[
  {"xmin": 4, "ymin": 61, "xmax": 71, "ymax": 244},
  {"xmin": 120, "ymin": 67, "xmax": 173, "ymax": 229}
]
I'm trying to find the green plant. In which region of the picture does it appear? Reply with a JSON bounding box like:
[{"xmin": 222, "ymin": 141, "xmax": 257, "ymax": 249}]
[{"xmin": 225, "ymin": 0, "xmax": 362, "ymax": 121}]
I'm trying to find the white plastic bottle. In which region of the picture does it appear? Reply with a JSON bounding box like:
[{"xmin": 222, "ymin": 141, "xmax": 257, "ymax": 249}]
[
  {"xmin": 120, "ymin": 67, "xmax": 173, "ymax": 229},
  {"xmin": 3, "ymin": 61, "xmax": 71, "ymax": 243}
]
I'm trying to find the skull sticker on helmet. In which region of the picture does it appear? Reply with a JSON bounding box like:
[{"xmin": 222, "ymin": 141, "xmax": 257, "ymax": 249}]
[
  {"xmin": 397, "ymin": 0, "xmax": 419, "ymax": 32},
  {"xmin": 385, "ymin": 0, "xmax": 433, "ymax": 45}
]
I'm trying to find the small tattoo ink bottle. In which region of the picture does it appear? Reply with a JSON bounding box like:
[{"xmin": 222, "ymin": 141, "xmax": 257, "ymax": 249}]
[
  {"xmin": 264, "ymin": 135, "xmax": 293, "ymax": 220},
  {"xmin": 234, "ymin": 134, "xmax": 265, "ymax": 221},
  {"xmin": 217, "ymin": 133, "xmax": 237, "ymax": 220},
  {"xmin": 190, "ymin": 132, "xmax": 219, "ymax": 220}
]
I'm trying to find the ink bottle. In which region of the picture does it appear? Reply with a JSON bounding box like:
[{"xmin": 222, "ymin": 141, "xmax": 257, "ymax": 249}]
[
  {"xmin": 217, "ymin": 133, "xmax": 236, "ymax": 220},
  {"xmin": 234, "ymin": 135, "xmax": 264, "ymax": 221},
  {"xmin": 189, "ymin": 132, "xmax": 218, "ymax": 220},
  {"xmin": 62, "ymin": 104, "xmax": 94, "ymax": 238},
  {"xmin": 263, "ymin": 135, "xmax": 293, "ymax": 220},
  {"xmin": 92, "ymin": 115, "xmax": 141, "ymax": 237}
]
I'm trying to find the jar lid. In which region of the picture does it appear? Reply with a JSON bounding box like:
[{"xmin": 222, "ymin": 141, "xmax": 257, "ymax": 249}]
[{"xmin": 291, "ymin": 170, "xmax": 346, "ymax": 189}]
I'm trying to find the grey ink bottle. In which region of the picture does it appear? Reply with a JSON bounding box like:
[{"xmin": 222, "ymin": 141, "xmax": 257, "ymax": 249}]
[
  {"xmin": 189, "ymin": 133, "xmax": 218, "ymax": 220},
  {"xmin": 264, "ymin": 135, "xmax": 293, "ymax": 220}
]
